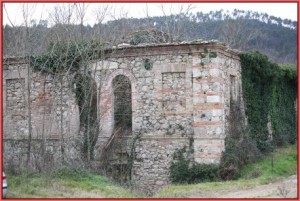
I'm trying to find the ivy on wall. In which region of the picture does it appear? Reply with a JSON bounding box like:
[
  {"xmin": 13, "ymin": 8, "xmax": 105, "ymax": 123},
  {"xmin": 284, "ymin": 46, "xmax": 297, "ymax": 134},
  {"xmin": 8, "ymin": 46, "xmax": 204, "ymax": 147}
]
[
  {"xmin": 30, "ymin": 41, "xmax": 103, "ymax": 74},
  {"xmin": 73, "ymin": 73, "xmax": 99, "ymax": 160},
  {"xmin": 239, "ymin": 51, "xmax": 297, "ymax": 152},
  {"xmin": 270, "ymin": 64, "xmax": 297, "ymax": 146}
]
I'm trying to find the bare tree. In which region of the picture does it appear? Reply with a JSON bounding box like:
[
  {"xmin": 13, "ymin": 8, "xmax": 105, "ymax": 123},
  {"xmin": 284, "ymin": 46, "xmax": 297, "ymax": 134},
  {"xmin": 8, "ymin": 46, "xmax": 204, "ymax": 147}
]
[
  {"xmin": 220, "ymin": 19, "xmax": 260, "ymax": 50},
  {"xmin": 159, "ymin": 3, "xmax": 195, "ymax": 42},
  {"xmin": 74, "ymin": 3, "xmax": 90, "ymax": 41},
  {"xmin": 20, "ymin": 3, "xmax": 37, "ymax": 166},
  {"xmin": 92, "ymin": 4, "xmax": 110, "ymax": 42}
]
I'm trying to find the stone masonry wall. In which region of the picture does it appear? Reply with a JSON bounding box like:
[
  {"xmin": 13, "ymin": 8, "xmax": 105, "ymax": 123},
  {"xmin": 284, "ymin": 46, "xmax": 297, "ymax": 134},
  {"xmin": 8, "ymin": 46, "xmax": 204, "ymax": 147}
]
[{"xmin": 132, "ymin": 137, "xmax": 189, "ymax": 195}]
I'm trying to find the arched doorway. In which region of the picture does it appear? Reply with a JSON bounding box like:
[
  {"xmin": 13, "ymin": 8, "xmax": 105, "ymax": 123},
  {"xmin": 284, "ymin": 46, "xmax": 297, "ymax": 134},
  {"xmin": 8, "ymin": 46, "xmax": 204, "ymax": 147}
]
[
  {"xmin": 113, "ymin": 75, "xmax": 132, "ymax": 134},
  {"xmin": 99, "ymin": 72, "xmax": 135, "ymax": 183},
  {"xmin": 98, "ymin": 69, "xmax": 137, "ymax": 143}
]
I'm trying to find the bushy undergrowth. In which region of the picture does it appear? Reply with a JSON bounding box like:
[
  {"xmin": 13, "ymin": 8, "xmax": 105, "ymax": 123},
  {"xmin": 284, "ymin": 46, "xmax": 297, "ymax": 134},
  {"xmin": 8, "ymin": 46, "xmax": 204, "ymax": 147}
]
[
  {"xmin": 218, "ymin": 99, "xmax": 262, "ymax": 180},
  {"xmin": 51, "ymin": 166, "xmax": 94, "ymax": 181},
  {"xmin": 170, "ymin": 159, "xmax": 219, "ymax": 184},
  {"xmin": 159, "ymin": 145, "xmax": 296, "ymax": 198},
  {"xmin": 170, "ymin": 99, "xmax": 261, "ymax": 183},
  {"xmin": 170, "ymin": 147, "xmax": 219, "ymax": 184}
]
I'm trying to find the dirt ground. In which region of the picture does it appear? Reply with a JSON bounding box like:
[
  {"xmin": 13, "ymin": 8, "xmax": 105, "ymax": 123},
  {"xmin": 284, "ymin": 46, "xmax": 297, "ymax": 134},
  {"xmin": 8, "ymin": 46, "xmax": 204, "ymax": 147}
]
[{"xmin": 189, "ymin": 175, "xmax": 298, "ymax": 198}]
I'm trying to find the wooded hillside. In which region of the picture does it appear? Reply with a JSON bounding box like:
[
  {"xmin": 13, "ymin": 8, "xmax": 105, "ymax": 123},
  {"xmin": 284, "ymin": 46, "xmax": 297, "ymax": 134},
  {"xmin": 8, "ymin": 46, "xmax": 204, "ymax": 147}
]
[{"xmin": 3, "ymin": 9, "xmax": 297, "ymax": 64}]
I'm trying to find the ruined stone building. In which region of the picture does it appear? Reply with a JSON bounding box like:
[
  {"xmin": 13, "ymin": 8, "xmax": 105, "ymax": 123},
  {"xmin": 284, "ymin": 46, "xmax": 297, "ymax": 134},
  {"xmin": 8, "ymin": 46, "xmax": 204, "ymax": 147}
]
[{"xmin": 3, "ymin": 40, "xmax": 242, "ymax": 194}]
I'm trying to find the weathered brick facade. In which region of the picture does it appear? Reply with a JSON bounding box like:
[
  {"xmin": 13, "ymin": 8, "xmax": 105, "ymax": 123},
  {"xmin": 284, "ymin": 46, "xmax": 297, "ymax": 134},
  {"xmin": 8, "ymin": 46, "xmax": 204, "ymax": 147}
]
[{"xmin": 3, "ymin": 41, "xmax": 242, "ymax": 195}]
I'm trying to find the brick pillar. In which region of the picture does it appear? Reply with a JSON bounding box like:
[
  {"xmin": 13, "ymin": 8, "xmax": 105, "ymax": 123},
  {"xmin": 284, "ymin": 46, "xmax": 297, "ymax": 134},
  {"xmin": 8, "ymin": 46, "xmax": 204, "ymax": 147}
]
[{"xmin": 192, "ymin": 51, "xmax": 225, "ymax": 164}]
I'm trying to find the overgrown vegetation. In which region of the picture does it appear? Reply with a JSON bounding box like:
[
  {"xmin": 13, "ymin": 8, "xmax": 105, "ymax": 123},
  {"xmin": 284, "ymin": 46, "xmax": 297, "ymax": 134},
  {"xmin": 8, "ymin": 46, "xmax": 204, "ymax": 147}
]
[
  {"xmin": 73, "ymin": 73, "xmax": 99, "ymax": 160},
  {"xmin": 159, "ymin": 145, "xmax": 296, "ymax": 198},
  {"xmin": 170, "ymin": 99, "xmax": 261, "ymax": 182},
  {"xmin": 271, "ymin": 64, "xmax": 297, "ymax": 146},
  {"xmin": 170, "ymin": 146, "xmax": 219, "ymax": 184},
  {"xmin": 219, "ymin": 98, "xmax": 261, "ymax": 180},
  {"xmin": 7, "ymin": 145, "xmax": 295, "ymax": 198},
  {"xmin": 218, "ymin": 52, "xmax": 296, "ymax": 181},
  {"xmin": 30, "ymin": 41, "xmax": 103, "ymax": 74},
  {"xmin": 170, "ymin": 160, "xmax": 219, "ymax": 184},
  {"xmin": 240, "ymin": 51, "xmax": 297, "ymax": 150}
]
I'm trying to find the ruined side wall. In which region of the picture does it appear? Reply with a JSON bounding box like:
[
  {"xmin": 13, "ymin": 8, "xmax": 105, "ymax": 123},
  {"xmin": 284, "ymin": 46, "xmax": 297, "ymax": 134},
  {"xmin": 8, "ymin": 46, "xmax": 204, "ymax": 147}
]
[{"xmin": 3, "ymin": 61, "xmax": 80, "ymax": 170}]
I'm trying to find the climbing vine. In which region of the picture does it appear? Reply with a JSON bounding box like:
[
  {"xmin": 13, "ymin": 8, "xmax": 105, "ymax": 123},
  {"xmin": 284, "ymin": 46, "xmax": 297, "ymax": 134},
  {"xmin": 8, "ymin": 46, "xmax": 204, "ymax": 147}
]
[
  {"xmin": 73, "ymin": 73, "xmax": 99, "ymax": 160},
  {"xmin": 30, "ymin": 40, "xmax": 103, "ymax": 74},
  {"xmin": 239, "ymin": 51, "xmax": 297, "ymax": 152},
  {"xmin": 127, "ymin": 130, "xmax": 142, "ymax": 181},
  {"xmin": 270, "ymin": 64, "xmax": 297, "ymax": 146}
]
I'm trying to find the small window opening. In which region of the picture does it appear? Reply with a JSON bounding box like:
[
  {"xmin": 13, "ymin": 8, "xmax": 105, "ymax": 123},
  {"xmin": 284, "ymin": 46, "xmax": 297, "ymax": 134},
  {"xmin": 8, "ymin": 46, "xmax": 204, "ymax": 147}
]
[
  {"xmin": 230, "ymin": 75, "xmax": 236, "ymax": 100},
  {"xmin": 144, "ymin": 58, "xmax": 153, "ymax": 70}
]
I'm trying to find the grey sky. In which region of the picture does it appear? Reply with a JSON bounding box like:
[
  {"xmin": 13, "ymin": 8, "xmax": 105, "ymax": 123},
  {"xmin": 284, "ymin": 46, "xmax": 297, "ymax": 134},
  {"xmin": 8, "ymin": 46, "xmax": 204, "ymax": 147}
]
[{"xmin": 3, "ymin": 3, "xmax": 297, "ymax": 26}]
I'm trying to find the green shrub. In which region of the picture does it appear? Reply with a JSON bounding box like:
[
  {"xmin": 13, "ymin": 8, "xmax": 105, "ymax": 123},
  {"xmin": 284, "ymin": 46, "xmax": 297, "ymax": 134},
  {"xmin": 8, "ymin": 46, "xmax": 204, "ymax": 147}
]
[
  {"xmin": 170, "ymin": 159, "xmax": 191, "ymax": 183},
  {"xmin": 219, "ymin": 134, "xmax": 261, "ymax": 180},
  {"xmin": 170, "ymin": 159, "xmax": 219, "ymax": 184},
  {"xmin": 51, "ymin": 166, "xmax": 92, "ymax": 181},
  {"xmin": 191, "ymin": 163, "xmax": 219, "ymax": 183}
]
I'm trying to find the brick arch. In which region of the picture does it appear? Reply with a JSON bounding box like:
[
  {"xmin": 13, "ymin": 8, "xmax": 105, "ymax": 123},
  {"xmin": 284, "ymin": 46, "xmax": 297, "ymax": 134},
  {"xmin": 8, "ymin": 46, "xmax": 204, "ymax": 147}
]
[
  {"xmin": 98, "ymin": 69, "xmax": 138, "ymax": 144},
  {"xmin": 102, "ymin": 69, "xmax": 137, "ymax": 111}
]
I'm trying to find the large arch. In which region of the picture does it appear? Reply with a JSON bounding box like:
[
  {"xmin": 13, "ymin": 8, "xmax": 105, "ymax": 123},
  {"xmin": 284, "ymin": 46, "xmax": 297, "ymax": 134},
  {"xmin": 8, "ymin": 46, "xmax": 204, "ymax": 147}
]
[{"xmin": 98, "ymin": 69, "xmax": 138, "ymax": 147}]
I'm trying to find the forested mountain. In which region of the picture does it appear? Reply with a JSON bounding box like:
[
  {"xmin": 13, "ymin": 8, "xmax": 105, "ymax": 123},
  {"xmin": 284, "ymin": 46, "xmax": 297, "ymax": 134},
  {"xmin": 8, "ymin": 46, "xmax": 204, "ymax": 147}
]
[{"xmin": 3, "ymin": 9, "xmax": 297, "ymax": 64}]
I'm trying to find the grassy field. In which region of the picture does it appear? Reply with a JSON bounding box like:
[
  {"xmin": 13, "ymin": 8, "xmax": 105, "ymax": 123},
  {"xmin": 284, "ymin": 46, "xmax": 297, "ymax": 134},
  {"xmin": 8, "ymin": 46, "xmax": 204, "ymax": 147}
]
[
  {"xmin": 7, "ymin": 167, "xmax": 140, "ymax": 198},
  {"xmin": 7, "ymin": 145, "xmax": 296, "ymax": 198}
]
